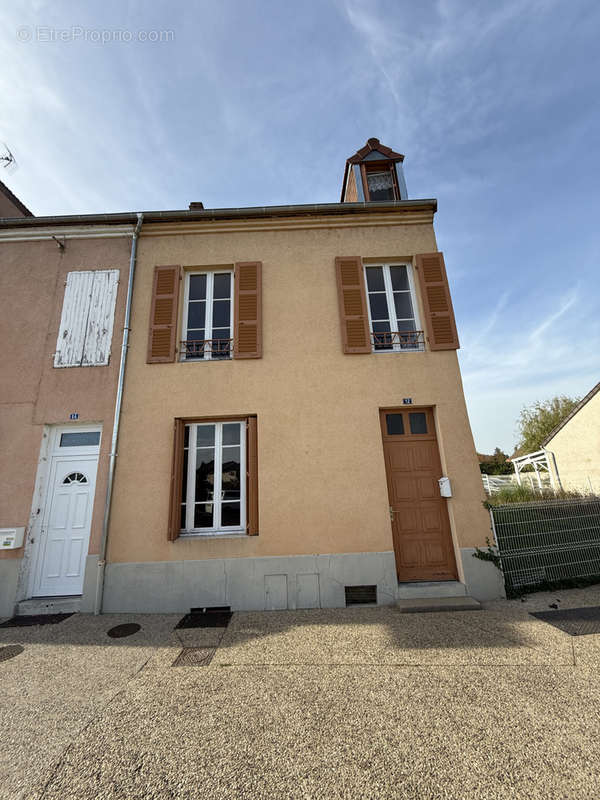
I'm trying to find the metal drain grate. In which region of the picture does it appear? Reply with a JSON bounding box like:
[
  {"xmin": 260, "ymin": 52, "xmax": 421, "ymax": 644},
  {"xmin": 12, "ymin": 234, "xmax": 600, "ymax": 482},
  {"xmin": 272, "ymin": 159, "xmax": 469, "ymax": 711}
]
[
  {"xmin": 531, "ymin": 606, "xmax": 600, "ymax": 636},
  {"xmin": 172, "ymin": 647, "xmax": 216, "ymax": 667},
  {"xmin": 175, "ymin": 607, "xmax": 232, "ymax": 629},
  {"xmin": 107, "ymin": 623, "xmax": 141, "ymax": 639},
  {"xmin": 345, "ymin": 585, "xmax": 377, "ymax": 606},
  {"xmin": 0, "ymin": 645, "xmax": 24, "ymax": 662},
  {"xmin": 0, "ymin": 613, "xmax": 74, "ymax": 628}
]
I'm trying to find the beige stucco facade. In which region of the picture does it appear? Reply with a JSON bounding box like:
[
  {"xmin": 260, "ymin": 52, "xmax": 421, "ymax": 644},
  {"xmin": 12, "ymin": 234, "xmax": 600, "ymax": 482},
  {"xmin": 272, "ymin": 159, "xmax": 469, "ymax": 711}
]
[
  {"xmin": 545, "ymin": 385, "xmax": 600, "ymax": 493},
  {"xmin": 0, "ymin": 228, "xmax": 133, "ymax": 615},
  {"xmin": 103, "ymin": 208, "xmax": 499, "ymax": 609}
]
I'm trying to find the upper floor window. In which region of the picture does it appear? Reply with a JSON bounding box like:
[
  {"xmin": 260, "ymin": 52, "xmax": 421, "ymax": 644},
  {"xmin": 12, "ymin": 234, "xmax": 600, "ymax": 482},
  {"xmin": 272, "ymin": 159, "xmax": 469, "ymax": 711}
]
[
  {"xmin": 181, "ymin": 271, "xmax": 233, "ymax": 360},
  {"xmin": 54, "ymin": 270, "xmax": 119, "ymax": 368},
  {"xmin": 366, "ymin": 170, "xmax": 396, "ymax": 201},
  {"xmin": 364, "ymin": 264, "xmax": 424, "ymax": 351}
]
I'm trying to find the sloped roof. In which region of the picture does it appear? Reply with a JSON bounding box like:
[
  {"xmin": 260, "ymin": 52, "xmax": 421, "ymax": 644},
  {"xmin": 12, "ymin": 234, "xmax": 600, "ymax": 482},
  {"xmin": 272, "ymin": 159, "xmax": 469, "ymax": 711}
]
[
  {"xmin": 542, "ymin": 380, "xmax": 600, "ymax": 446},
  {"xmin": 346, "ymin": 137, "xmax": 404, "ymax": 165},
  {"xmin": 0, "ymin": 178, "xmax": 33, "ymax": 217}
]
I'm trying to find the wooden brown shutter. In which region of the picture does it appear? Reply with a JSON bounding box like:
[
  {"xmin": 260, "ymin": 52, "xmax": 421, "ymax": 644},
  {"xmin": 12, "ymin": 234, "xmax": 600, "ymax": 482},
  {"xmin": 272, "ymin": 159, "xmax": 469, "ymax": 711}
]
[
  {"xmin": 415, "ymin": 252, "xmax": 460, "ymax": 351},
  {"xmin": 168, "ymin": 418, "xmax": 185, "ymax": 541},
  {"xmin": 147, "ymin": 265, "xmax": 181, "ymax": 363},
  {"xmin": 335, "ymin": 257, "xmax": 371, "ymax": 353},
  {"xmin": 246, "ymin": 416, "xmax": 259, "ymax": 535},
  {"xmin": 233, "ymin": 262, "xmax": 262, "ymax": 359}
]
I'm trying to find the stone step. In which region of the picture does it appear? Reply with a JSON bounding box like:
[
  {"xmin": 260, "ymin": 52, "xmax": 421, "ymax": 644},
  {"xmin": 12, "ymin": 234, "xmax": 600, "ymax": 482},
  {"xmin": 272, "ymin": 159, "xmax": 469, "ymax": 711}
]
[
  {"xmin": 396, "ymin": 596, "xmax": 481, "ymax": 613},
  {"xmin": 396, "ymin": 581, "xmax": 467, "ymax": 599},
  {"xmin": 16, "ymin": 596, "xmax": 81, "ymax": 616}
]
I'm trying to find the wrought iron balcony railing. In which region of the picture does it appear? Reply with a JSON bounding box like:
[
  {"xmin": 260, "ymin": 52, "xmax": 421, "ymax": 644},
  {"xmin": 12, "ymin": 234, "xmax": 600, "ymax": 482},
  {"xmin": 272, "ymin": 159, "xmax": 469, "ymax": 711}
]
[
  {"xmin": 371, "ymin": 330, "xmax": 425, "ymax": 351},
  {"xmin": 180, "ymin": 339, "xmax": 233, "ymax": 360}
]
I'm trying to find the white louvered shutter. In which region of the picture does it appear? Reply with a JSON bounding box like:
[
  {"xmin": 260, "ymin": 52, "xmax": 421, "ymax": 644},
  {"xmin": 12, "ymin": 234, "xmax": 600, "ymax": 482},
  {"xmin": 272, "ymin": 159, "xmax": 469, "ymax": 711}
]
[{"xmin": 54, "ymin": 270, "xmax": 119, "ymax": 367}]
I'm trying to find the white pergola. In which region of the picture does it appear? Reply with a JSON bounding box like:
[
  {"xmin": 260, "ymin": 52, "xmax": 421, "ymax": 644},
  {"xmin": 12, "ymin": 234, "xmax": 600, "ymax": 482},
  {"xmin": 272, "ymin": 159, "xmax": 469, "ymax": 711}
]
[{"xmin": 510, "ymin": 449, "xmax": 560, "ymax": 490}]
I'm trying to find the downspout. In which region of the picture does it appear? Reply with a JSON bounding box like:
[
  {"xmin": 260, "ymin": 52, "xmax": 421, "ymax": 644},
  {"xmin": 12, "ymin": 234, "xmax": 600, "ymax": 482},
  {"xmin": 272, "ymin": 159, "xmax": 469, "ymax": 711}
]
[{"xmin": 94, "ymin": 212, "xmax": 143, "ymax": 614}]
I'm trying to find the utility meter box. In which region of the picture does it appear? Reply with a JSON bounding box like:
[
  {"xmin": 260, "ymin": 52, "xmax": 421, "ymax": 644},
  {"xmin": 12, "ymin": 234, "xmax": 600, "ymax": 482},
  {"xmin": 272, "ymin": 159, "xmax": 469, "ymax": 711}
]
[
  {"xmin": 0, "ymin": 527, "xmax": 25, "ymax": 549},
  {"xmin": 438, "ymin": 477, "xmax": 452, "ymax": 498}
]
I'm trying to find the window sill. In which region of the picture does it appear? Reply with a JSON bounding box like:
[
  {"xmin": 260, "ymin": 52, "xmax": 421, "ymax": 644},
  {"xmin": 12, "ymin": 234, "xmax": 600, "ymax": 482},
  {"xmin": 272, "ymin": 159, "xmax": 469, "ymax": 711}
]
[
  {"xmin": 178, "ymin": 532, "xmax": 250, "ymax": 540},
  {"xmin": 371, "ymin": 348, "xmax": 426, "ymax": 354},
  {"xmin": 178, "ymin": 358, "xmax": 233, "ymax": 363}
]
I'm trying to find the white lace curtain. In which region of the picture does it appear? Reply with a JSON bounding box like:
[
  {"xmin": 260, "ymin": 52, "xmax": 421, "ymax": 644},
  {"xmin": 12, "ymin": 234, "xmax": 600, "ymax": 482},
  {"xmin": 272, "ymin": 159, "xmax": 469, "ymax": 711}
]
[{"xmin": 367, "ymin": 172, "xmax": 393, "ymax": 190}]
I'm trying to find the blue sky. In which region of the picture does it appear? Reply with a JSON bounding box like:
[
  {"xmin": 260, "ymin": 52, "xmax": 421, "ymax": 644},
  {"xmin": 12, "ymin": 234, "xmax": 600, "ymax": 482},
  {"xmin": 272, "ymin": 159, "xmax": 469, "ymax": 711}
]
[{"xmin": 2, "ymin": 0, "xmax": 599, "ymax": 453}]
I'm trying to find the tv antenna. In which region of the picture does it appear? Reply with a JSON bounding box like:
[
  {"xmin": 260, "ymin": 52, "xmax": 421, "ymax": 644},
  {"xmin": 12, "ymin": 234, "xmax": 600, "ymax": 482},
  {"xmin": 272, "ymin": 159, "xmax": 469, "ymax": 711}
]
[{"xmin": 0, "ymin": 143, "xmax": 17, "ymax": 174}]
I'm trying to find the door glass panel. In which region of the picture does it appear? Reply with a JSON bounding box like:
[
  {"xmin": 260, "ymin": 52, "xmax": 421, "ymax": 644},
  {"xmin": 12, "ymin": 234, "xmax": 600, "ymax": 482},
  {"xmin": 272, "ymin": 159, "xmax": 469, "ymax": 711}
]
[
  {"xmin": 195, "ymin": 451, "xmax": 215, "ymax": 502},
  {"xmin": 369, "ymin": 293, "xmax": 389, "ymax": 321},
  {"xmin": 222, "ymin": 446, "xmax": 241, "ymax": 499},
  {"xmin": 372, "ymin": 320, "xmax": 392, "ymax": 350},
  {"xmin": 390, "ymin": 265, "xmax": 409, "ymax": 291},
  {"xmin": 196, "ymin": 425, "xmax": 215, "ymax": 447},
  {"xmin": 213, "ymin": 273, "xmax": 231, "ymax": 299},
  {"xmin": 409, "ymin": 412, "xmax": 428, "ymax": 435},
  {"xmin": 394, "ymin": 292, "xmax": 414, "ymax": 321},
  {"xmin": 221, "ymin": 502, "xmax": 240, "ymax": 527},
  {"xmin": 365, "ymin": 266, "xmax": 385, "ymax": 292},
  {"xmin": 212, "ymin": 299, "xmax": 230, "ymax": 327},
  {"xmin": 59, "ymin": 431, "xmax": 100, "ymax": 447},
  {"xmin": 222, "ymin": 423, "xmax": 241, "ymax": 445},
  {"xmin": 194, "ymin": 503, "xmax": 213, "ymax": 528},
  {"xmin": 189, "ymin": 274, "xmax": 207, "ymax": 301},
  {"xmin": 187, "ymin": 301, "xmax": 206, "ymax": 328},
  {"xmin": 386, "ymin": 414, "xmax": 405, "ymax": 435}
]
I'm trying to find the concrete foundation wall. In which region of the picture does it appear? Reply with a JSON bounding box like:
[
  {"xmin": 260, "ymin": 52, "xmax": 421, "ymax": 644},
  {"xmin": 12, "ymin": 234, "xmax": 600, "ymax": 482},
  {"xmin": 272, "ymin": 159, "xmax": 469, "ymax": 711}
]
[
  {"xmin": 0, "ymin": 558, "xmax": 20, "ymax": 617},
  {"xmin": 102, "ymin": 548, "xmax": 503, "ymax": 613}
]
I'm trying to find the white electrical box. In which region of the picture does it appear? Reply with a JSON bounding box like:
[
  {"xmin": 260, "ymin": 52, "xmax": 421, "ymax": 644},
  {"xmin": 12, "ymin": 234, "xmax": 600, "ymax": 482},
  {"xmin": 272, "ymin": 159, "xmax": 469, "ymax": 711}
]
[
  {"xmin": 0, "ymin": 527, "xmax": 25, "ymax": 549},
  {"xmin": 438, "ymin": 477, "xmax": 452, "ymax": 498}
]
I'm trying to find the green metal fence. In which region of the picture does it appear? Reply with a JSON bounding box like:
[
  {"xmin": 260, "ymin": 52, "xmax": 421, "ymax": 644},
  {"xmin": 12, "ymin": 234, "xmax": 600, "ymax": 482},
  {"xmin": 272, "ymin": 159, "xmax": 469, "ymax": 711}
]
[{"xmin": 491, "ymin": 498, "xmax": 600, "ymax": 593}]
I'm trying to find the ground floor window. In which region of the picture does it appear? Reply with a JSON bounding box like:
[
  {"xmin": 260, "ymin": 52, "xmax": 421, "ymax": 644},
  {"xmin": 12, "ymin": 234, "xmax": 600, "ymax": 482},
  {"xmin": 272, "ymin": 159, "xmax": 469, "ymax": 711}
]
[{"xmin": 169, "ymin": 416, "xmax": 258, "ymax": 540}]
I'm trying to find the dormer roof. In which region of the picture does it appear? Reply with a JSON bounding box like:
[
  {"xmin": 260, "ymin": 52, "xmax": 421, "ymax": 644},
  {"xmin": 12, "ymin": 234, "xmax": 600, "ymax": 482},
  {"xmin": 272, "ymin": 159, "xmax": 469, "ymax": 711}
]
[{"xmin": 346, "ymin": 137, "xmax": 404, "ymax": 165}]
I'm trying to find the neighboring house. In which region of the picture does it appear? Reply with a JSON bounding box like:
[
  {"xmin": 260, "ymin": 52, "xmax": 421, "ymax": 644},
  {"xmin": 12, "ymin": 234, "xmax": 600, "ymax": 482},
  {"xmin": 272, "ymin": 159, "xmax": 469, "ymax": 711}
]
[
  {"xmin": 0, "ymin": 179, "xmax": 34, "ymax": 218},
  {"xmin": 0, "ymin": 139, "xmax": 503, "ymax": 617},
  {"xmin": 0, "ymin": 194, "xmax": 136, "ymax": 617},
  {"xmin": 543, "ymin": 381, "xmax": 600, "ymax": 493}
]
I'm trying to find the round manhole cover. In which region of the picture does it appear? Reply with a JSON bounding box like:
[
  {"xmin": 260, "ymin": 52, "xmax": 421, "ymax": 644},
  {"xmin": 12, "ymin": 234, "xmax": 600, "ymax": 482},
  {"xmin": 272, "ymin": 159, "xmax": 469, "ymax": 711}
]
[
  {"xmin": 107, "ymin": 623, "xmax": 141, "ymax": 639},
  {"xmin": 0, "ymin": 645, "xmax": 24, "ymax": 663}
]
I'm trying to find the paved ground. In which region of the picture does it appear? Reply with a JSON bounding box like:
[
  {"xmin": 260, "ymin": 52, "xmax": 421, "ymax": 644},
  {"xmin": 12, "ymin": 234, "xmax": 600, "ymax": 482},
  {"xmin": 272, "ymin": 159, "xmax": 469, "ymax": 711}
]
[{"xmin": 2, "ymin": 588, "xmax": 600, "ymax": 799}]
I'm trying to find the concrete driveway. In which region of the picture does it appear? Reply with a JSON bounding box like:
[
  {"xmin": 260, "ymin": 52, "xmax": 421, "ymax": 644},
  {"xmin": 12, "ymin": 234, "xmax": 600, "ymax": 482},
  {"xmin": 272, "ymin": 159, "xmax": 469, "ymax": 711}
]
[{"xmin": 2, "ymin": 588, "xmax": 600, "ymax": 799}]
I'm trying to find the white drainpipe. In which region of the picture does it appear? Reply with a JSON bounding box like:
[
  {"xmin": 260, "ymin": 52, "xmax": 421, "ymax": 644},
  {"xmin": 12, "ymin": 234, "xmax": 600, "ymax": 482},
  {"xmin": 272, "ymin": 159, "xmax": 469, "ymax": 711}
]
[{"xmin": 94, "ymin": 212, "xmax": 143, "ymax": 614}]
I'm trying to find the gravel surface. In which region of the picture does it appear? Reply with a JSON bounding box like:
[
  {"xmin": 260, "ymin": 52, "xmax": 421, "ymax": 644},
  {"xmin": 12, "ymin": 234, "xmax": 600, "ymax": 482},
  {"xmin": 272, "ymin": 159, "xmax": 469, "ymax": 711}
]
[{"xmin": 1, "ymin": 591, "xmax": 599, "ymax": 799}]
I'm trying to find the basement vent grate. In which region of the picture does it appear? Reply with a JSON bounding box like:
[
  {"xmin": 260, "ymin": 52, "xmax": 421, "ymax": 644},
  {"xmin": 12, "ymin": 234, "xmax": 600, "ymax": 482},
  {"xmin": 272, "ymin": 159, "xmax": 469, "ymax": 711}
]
[
  {"xmin": 0, "ymin": 613, "xmax": 74, "ymax": 628},
  {"xmin": 345, "ymin": 585, "xmax": 377, "ymax": 606},
  {"xmin": 175, "ymin": 607, "xmax": 233, "ymax": 629},
  {"xmin": 531, "ymin": 606, "xmax": 600, "ymax": 636},
  {"xmin": 107, "ymin": 623, "xmax": 141, "ymax": 639},
  {"xmin": 172, "ymin": 647, "xmax": 216, "ymax": 667},
  {"xmin": 0, "ymin": 645, "xmax": 24, "ymax": 663}
]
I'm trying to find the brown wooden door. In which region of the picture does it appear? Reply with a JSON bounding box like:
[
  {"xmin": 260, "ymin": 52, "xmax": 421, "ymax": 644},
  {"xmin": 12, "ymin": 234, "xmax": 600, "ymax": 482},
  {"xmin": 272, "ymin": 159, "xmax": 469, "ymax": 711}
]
[{"xmin": 380, "ymin": 407, "xmax": 458, "ymax": 582}]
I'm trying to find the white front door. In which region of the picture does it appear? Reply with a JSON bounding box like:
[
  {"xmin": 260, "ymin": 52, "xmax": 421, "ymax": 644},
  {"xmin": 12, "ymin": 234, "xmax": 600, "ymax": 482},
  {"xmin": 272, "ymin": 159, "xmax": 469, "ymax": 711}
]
[{"xmin": 32, "ymin": 429, "xmax": 100, "ymax": 597}]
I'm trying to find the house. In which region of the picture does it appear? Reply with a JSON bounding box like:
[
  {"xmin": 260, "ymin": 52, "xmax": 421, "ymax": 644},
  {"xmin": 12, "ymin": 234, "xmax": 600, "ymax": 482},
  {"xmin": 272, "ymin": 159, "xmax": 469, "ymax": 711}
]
[
  {"xmin": 0, "ymin": 193, "xmax": 137, "ymax": 617},
  {"xmin": 0, "ymin": 178, "xmax": 33, "ymax": 218},
  {"xmin": 0, "ymin": 139, "xmax": 503, "ymax": 617},
  {"xmin": 542, "ymin": 381, "xmax": 600, "ymax": 493}
]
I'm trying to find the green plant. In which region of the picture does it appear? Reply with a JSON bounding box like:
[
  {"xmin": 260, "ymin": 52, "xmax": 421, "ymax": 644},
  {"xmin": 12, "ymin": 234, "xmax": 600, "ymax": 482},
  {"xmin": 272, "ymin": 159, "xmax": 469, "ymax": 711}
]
[
  {"xmin": 484, "ymin": 485, "xmax": 597, "ymax": 507},
  {"xmin": 472, "ymin": 537, "xmax": 502, "ymax": 570},
  {"xmin": 515, "ymin": 395, "xmax": 580, "ymax": 455}
]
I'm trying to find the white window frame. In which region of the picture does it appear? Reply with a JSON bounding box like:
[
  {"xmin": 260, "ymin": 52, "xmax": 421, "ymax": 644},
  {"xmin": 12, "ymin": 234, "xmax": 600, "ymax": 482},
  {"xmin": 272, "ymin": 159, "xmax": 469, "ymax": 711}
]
[
  {"xmin": 182, "ymin": 421, "xmax": 246, "ymax": 535},
  {"xmin": 181, "ymin": 270, "xmax": 234, "ymax": 361},
  {"xmin": 364, "ymin": 262, "xmax": 423, "ymax": 353}
]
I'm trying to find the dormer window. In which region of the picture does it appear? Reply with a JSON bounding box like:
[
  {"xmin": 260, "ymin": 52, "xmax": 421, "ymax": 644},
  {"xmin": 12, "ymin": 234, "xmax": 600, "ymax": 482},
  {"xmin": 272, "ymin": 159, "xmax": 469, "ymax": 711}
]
[
  {"xmin": 365, "ymin": 169, "xmax": 396, "ymax": 201},
  {"xmin": 341, "ymin": 138, "xmax": 407, "ymax": 203}
]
